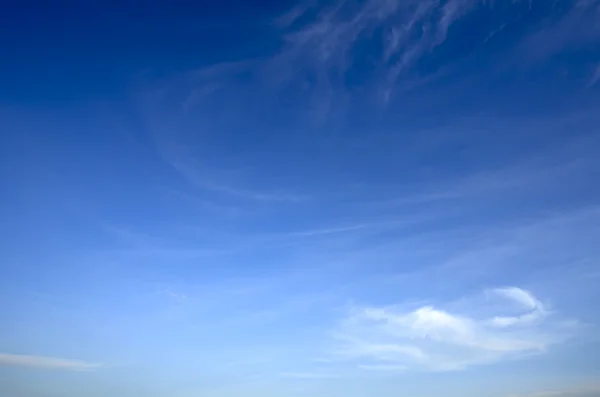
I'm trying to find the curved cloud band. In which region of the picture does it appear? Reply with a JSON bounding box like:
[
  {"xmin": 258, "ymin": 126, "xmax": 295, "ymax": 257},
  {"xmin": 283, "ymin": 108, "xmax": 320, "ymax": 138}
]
[{"xmin": 334, "ymin": 287, "xmax": 574, "ymax": 371}]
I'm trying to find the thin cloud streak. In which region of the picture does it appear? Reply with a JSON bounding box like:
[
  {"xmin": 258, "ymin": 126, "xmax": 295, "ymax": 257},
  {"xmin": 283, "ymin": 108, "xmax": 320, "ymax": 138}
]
[
  {"xmin": 279, "ymin": 371, "xmax": 340, "ymax": 379},
  {"xmin": 0, "ymin": 353, "xmax": 102, "ymax": 371},
  {"xmin": 588, "ymin": 62, "xmax": 600, "ymax": 87}
]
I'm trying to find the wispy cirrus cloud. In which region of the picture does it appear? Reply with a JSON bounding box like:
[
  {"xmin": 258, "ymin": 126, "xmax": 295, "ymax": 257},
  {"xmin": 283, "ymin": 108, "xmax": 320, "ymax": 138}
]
[
  {"xmin": 136, "ymin": 0, "xmax": 600, "ymax": 206},
  {"xmin": 332, "ymin": 287, "xmax": 575, "ymax": 372},
  {"xmin": 272, "ymin": 0, "xmax": 600, "ymax": 103},
  {"xmin": 0, "ymin": 353, "xmax": 101, "ymax": 371},
  {"xmin": 143, "ymin": 0, "xmax": 533, "ymax": 129},
  {"xmin": 273, "ymin": 0, "xmax": 600, "ymax": 111},
  {"xmin": 272, "ymin": 0, "xmax": 465, "ymax": 102}
]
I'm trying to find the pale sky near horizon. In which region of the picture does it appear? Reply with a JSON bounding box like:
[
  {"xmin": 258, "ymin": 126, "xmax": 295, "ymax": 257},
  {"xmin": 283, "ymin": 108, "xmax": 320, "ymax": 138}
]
[{"xmin": 1, "ymin": 1, "xmax": 600, "ymax": 396}]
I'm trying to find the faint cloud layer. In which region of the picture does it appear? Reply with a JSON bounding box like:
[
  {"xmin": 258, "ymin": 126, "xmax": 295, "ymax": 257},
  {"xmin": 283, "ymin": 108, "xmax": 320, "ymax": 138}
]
[
  {"xmin": 0, "ymin": 353, "xmax": 101, "ymax": 371},
  {"xmin": 508, "ymin": 382, "xmax": 600, "ymax": 397},
  {"xmin": 334, "ymin": 287, "xmax": 575, "ymax": 371}
]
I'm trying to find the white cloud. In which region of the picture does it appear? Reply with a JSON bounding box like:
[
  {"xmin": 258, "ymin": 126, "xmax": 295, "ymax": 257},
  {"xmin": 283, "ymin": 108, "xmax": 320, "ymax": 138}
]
[
  {"xmin": 333, "ymin": 287, "xmax": 574, "ymax": 371},
  {"xmin": 0, "ymin": 353, "xmax": 101, "ymax": 371},
  {"xmin": 489, "ymin": 287, "xmax": 546, "ymax": 327},
  {"xmin": 494, "ymin": 287, "xmax": 540, "ymax": 311}
]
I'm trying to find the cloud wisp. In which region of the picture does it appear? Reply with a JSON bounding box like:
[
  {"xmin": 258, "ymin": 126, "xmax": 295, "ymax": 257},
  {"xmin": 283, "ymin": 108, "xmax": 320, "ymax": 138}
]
[
  {"xmin": 333, "ymin": 287, "xmax": 574, "ymax": 372},
  {"xmin": 588, "ymin": 62, "xmax": 600, "ymax": 87},
  {"xmin": 0, "ymin": 353, "xmax": 101, "ymax": 371}
]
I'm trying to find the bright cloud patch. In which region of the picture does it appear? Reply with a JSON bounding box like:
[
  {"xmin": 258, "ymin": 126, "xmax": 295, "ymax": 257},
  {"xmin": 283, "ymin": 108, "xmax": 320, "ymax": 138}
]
[
  {"xmin": 334, "ymin": 287, "xmax": 573, "ymax": 371},
  {"xmin": 490, "ymin": 287, "xmax": 547, "ymax": 327}
]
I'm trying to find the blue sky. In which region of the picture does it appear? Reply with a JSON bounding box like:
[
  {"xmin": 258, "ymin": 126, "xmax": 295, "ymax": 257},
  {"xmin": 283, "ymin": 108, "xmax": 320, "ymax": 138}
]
[{"xmin": 1, "ymin": 0, "xmax": 600, "ymax": 396}]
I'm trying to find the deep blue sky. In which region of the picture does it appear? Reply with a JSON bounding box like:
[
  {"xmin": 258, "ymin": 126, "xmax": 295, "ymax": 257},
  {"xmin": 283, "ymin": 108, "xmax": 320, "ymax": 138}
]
[{"xmin": 1, "ymin": 1, "xmax": 600, "ymax": 397}]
